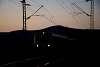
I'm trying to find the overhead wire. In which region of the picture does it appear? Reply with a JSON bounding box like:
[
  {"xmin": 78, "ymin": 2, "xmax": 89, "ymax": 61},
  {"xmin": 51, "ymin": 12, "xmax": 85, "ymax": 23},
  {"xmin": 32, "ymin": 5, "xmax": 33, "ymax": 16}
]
[
  {"xmin": 65, "ymin": 0, "xmax": 90, "ymax": 28},
  {"xmin": 8, "ymin": 0, "xmax": 22, "ymax": 7},
  {"xmin": 32, "ymin": 1, "xmax": 55, "ymax": 24},
  {"xmin": 62, "ymin": 0, "xmax": 86, "ymax": 28},
  {"xmin": 31, "ymin": 0, "xmax": 67, "ymax": 26},
  {"xmin": 43, "ymin": 7, "xmax": 54, "ymax": 19},
  {"xmin": 56, "ymin": 0, "xmax": 83, "ymax": 28},
  {"xmin": 61, "ymin": 0, "xmax": 73, "ymax": 13},
  {"xmin": 31, "ymin": 0, "xmax": 56, "ymax": 25},
  {"xmin": 69, "ymin": 0, "xmax": 89, "ymax": 28},
  {"xmin": 7, "ymin": 0, "xmax": 91, "ymax": 29},
  {"xmin": 32, "ymin": 0, "xmax": 42, "ymax": 6},
  {"xmin": 8, "ymin": 0, "xmax": 36, "ymax": 14},
  {"xmin": 67, "ymin": 0, "xmax": 87, "ymax": 28},
  {"xmin": 56, "ymin": 0, "xmax": 69, "ymax": 14},
  {"xmin": 76, "ymin": 15, "xmax": 89, "ymax": 28},
  {"xmin": 42, "ymin": 0, "xmax": 67, "ymax": 26},
  {"xmin": 11, "ymin": 0, "xmax": 45, "ymax": 20},
  {"xmin": 55, "ymin": 0, "xmax": 72, "ymax": 26},
  {"xmin": 72, "ymin": 15, "xmax": 85, "ymax": 28},
  {"xmin": 31, "ymin": 0, "xmax": 52, "ymax": 17},
  {"xmin": 74, "ymin": 0, "xmax": 87, "ymax": 3},
  {"xmin": 43, "ymin": 15, "xmax": 55, "ymax": 24},
  {"xmin": 42, "ymin": 7, "xmax": 57, "ymax": 25}
]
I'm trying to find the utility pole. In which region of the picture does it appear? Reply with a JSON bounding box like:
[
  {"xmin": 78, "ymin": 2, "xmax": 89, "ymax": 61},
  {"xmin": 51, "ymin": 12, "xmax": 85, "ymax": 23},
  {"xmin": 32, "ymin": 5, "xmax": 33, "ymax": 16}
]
[
  {"xmin": 21, "ymin": 0, "xmax": 30, "ymax": 30},
  {"xmin": 21, "ymin": 0, "xmax": 26, "ymax": 30},
  {"xmin": 90, "ymin": 0, "xmax": 94, "ymax": 29},
  {"xmin": 20, "ymin": 0, "xmax": 42, "ymax": 30},
  {"xmin": 72, "ymin": 0, "xmax": 94, "ymax": 29},
  {"xmin": 86, "ymin": 0, "xmax": 94, "ymax": 29}
]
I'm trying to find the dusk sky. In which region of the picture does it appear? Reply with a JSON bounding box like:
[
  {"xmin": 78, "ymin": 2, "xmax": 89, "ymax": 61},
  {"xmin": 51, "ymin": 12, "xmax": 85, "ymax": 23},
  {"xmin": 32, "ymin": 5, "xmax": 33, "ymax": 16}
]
[{"xmin": 0, "ymin": 0, "xmax": 100, "ymax": 32}]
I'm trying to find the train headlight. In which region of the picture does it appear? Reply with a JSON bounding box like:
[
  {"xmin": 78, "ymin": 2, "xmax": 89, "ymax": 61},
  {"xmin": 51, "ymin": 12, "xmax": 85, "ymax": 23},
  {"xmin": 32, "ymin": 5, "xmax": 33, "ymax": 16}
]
[
  {"xmin": 37, "ymin": 45, "xmax": 39, "ymax": 47},
  {"xmin": 48, "ymin": 45, "xmax": 50, "ymax": 47}
]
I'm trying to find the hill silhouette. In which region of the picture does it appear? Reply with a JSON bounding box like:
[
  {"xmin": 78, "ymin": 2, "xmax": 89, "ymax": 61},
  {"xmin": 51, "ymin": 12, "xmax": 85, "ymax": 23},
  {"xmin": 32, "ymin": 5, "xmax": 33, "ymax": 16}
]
[
  {"xmin": 0, "ymin": 25, "xmax": 99, "ymax": 66},
  {"xmin": 0, "ymin": 25, "xmax": 99, "ymax": 48}
]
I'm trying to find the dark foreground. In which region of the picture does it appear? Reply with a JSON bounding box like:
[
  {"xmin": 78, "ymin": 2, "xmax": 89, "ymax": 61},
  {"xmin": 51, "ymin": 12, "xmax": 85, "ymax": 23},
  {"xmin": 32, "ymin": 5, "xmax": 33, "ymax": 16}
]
[{"xmin": 0, "ymin": 26, "xmax": 99, "ymax": 67}]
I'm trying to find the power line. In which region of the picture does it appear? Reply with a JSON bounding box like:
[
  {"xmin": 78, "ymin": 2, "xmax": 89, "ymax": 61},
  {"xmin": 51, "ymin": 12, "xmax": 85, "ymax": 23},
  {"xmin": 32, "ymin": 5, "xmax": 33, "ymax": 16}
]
[
  {"xmin": 56, "ymin": 0, "xmax": 74, "ymax": 26},
  {"xmin": 43, "ymin": 15, "xmax": 55, "ymax": 25},
  {"xmin": 76, "ymin": 15, "xmax": 89, "ymax": 28},
  {"xmin": 39, "ymin": 5, "xmax": 55, "ymax": 24},
  {"xmin": 31, "ymin": 0, "xmax": 67, "ymax": 26},
  {"xmin": 71, "ymin": 0, "xmax": 94, "ymax": 29},
  {"xmin": 32, "ymin": 0, "xmax": 42, "ymax": 6},
  {"xmin": 71, "ymin": 2, "xmax": 89, "ymax": 22},
  {"xmin": 56, "ymin": 0, "xmax": 84, "ymax": 28},
  {"xmin": 64, "ymin": 0, "xmax": 93, "ymax": 29},
  {"xmin": 78, "ymin": 14, "xmax": 90, "ymax": 25},
  {"xmin": 8, "ymin": 0, "xmax": 45, "ymax": 20},
  {"xmin": 72, "ymin": 15, "xmax": 84, "ymax": 28},
  {"xmin": 31, "ymin": 0, "xmax": 57, "ymax": 25},
  {"xmin": 7, "ymin": 0, "xmax": 34, "ymax": 14},
  {"xmin": 61, "ymin": 0, "xmax": 73, "ymax": 13},
  {"xmin": 7, "ymin": 0, "xmax": 91, "ymax": 29},
  {"xmin": 56, "ymin": 0, "xmax": 69, "ymax": 13},
  {"xmin": 62, "ymin": 0, "xmax": 85, "ymax": 25},
  {"xmin": 8, "ymin": 0, "xmax": 22, "ymax": 7},
  {"xmin": 43, "ymin": 7, "xmax": 54, "ymax": 19}
]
